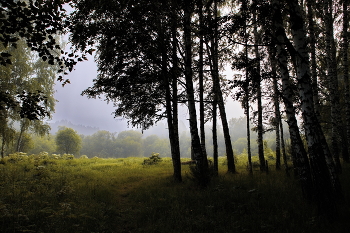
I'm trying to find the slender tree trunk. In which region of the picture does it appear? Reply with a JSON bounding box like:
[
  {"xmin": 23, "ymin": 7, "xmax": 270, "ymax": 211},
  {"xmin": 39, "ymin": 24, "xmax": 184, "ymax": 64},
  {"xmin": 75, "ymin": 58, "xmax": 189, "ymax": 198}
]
[
  {"xmin": 1, "ymin": 136, "xmax": 5, "ymax": 158},
  {"xmin": 279, "ymin": 116, "xmax": 289, "ymax": 176},
  {"xmin": 198, "ymin": 0, "xmax": 207, "ymax": 159},
  {"xmin": 324, "ymin": 0, "xmax": 342, "ymax": 173},
  {"xmin": 272, "ymin": 0, "xmax": 312, "ymax": 199},
  {"xmin": 269, "ymin": 45, "xmax": 281, "ymax": 170},
  {"xmin": 183, "ymin": 1, "xmax": 208, "ymax": 186},
  {"xmin": 167, "ymin": 0, "xmax": 182, "ymax": 182},
  {"xmin": 16, "ymin": 121, "xmax": 26, "ymax": 152},
  {"xmin": 213, "ymin": 94, "xmax": 219, "ymax": 175},
  {"xmin": 16, "ymin": 133, "xmax": 23, "ymax": 152},
  {"xmin": 306, "ymin": 0, "xmax": 321, "ymax": 119},
  {"xmin": 245, "ymin": 95, "xmax": 253, "ymax": 174},
  {"xmin": 288, "ymin": 0, "xmax": 341, "ymax": 217},
  {"xmin": 253, "ymin": 9, "xmax": 265, "ymax": 172},
  {"xmin": 277, "ymin": 44, "xmax": 312, "ymax": 200},
  {"xmin": 343, "ymin": 0, "xmax": 350, "ymax": 162},
  {"xmin": 242, "ymin": 0, "xmax": 252, "ymax": 174},
  {"xmin": 210, "ymin": 0, "xmax": 235, "ymax": 173}
]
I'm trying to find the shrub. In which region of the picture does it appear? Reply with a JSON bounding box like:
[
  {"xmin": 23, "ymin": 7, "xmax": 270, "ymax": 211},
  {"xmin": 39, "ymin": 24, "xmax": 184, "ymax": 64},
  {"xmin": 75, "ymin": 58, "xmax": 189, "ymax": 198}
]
[
  {"xmin": 142, "ymin": 153, "xmax": 162, "ymax": 165},
  {"xmin": 6, "ymin": 152, "xmax": 28, "ymax": 163}
]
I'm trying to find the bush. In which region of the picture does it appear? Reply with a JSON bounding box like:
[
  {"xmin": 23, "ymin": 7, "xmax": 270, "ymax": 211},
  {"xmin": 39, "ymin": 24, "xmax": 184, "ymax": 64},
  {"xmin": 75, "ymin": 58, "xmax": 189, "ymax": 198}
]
[
  {"xmin": 142, "ymin": 153, "xmax": 162, "ymax": 165},
  {"xmin": 5, "ymin": 152, "xmax": 28, "ymax": 163}
]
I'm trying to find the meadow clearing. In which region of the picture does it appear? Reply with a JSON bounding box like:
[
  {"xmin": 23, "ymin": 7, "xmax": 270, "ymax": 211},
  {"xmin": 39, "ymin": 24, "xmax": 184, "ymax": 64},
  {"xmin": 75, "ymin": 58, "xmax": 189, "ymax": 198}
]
[{"xmin": 0, "ymin": 152, "xmax": 349, "ymax": 233}]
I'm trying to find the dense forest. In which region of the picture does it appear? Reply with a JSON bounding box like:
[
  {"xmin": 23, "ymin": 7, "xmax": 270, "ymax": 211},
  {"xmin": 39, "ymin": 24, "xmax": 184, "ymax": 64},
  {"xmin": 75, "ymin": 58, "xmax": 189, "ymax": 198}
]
[{"xmin": 1, "ymin": 0, "xmax": 350, "ymax": 226}]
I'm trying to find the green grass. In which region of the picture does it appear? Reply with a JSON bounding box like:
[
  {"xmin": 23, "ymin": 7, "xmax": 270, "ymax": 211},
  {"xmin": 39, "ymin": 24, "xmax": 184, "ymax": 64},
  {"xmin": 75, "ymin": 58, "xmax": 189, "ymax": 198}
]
[{"xmin": 0, "ymin": 153, "xmax": 349, "ymax": 232}]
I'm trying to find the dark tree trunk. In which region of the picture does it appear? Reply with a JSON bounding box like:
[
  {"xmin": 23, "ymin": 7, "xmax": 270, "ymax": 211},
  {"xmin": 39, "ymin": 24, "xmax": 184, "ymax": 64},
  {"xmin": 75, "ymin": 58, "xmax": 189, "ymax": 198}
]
[
  {"xmin": 242, "ymin": 0, "xmax": 252, "ymax": 174},
  {"xmin": 272, "ymin": 0, "xmax": 312, "ymax": 199},
  {"xmin": 287, "ymin": 0, "xmax": 341, "ymax": 217},
  {"xmin": 245, "ymin": 95, "xmax": 253, "ymax": 174},
  {"xmin": 213, "ymin": 94, "xmax": 219, "ymax": 176},
  {"xmin": 198, "ymin": 0, "xmax": 207, "ymax": 159},
  {"xmin": 1, "ymin": 136, "xmax": 5, "ymax": 158},
  {"xmin": 253, "ymin": 8, "xmax": 265, "ymax": 172},
  {"xmin": 209, "ymin": 0, "xmax": 235, "ymax": 173},
  {"xmin": 168, "ymin": 0, "xmax": 182, "ymax": 182},
  {"xmin": 183, "ymin": 1, "xmax": 208, "ymax": 186},
  {"xmin": 269, "ymin": 46, "xmax": 281, "ymax": 170},
  {"xmin": 306, "ymin": 0, "xmax": 321, "ymax": 119},
  {"xmin": 324, "ymin": 0, "xmax": 342, "ymax": 173},
  {"xmin": 343, "ymin": 0, "xmax": 350, "ymax": 162},
  {"xmin": 16, "ymin": 121, "xmax": 26, "ymax": 152},
  {"xmin": 279, "ymin": 116, "xmax": 289, "ymax": 176}
]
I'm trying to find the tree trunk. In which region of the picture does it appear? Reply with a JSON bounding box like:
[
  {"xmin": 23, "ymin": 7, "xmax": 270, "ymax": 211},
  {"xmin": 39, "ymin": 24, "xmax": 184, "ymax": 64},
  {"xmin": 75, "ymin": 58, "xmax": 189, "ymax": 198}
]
[
  {"xmin": 277, "ymin": 43, "xmax": 312, "ymax": 200},
  {"xmin": 213, "ymin": 94, "xmax": 219, "ymax": 176},
  {"xmin": 306, "ymin": 0, "xmax": 321, "ymax": 119},
  {"xmin": 168, "ymin": 0, "xmax": 182, "ymax": 182},
  {"xmin": 16, "ymin": 121, "xmax": 26, "ymax": 152},
  {"xmin": 1, "ymin": 136, "xmax": 5, "ymax": 158},
  {"xmin": 324, "ymin": 0, "xmax": 342, "ymax": 173},
  {"xmin": 253, "ymin": 9, "xmax": 265, "ymax": 172},
  {"xmin": 198, "ymin": 0, "xmax": 207, "ymax": 159},
  {"xmin": 288, "ymin": 0, "xmax": 341, "ymax": 217},
  {"xmin": 269, "ymin": 45, "xmax": 281, "ymax": 170},
  {"xmin": 245, "ymin": 95, "xmax": 253, "ymax": 174},
  {"xmin": 279, "ymin": 116, "xmax": 289, "ymax": 176},
  {"xmin": 242, "ymin": 0, "xmax": 252, "ymax": 174},
  {"xmin": 183, "ymin": 1, "xmax": 208, "ymax": 186},
  {"xmin": 210, "ymin": 0, "xmax": 235, "ymax": 173},
  {"xmin": 343, "ymin": 0, "xmax": 350, "ymax": 162},
  {"xmin": 272, "ymin": 0, "xmax": 312, "ymax": 199}
]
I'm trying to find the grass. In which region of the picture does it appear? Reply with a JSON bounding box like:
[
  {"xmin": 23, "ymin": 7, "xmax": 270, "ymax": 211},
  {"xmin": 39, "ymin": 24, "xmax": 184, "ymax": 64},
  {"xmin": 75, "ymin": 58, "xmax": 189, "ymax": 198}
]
[{"xmin": 0, "ymin": 153, "xmax": 349, "ymax": 232}]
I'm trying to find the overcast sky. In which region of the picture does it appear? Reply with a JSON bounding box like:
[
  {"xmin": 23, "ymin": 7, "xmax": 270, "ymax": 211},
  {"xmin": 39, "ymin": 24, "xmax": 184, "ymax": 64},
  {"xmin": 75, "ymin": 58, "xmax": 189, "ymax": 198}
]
[{"xmin": 51, "ymin": 57, "xmax": 244, "ymax": 133}]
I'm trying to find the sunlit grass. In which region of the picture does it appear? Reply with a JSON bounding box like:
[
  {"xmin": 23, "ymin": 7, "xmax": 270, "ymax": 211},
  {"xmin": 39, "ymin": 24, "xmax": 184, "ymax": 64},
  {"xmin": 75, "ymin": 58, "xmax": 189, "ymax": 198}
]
[{"xmin": 0, "ymin": 153, "xmax": 349, "ymax": 232}]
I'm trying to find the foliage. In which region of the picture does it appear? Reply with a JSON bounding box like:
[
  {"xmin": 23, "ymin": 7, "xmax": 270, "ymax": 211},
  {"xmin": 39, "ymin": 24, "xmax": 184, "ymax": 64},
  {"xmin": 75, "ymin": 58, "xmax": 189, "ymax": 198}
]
[
  {"xmin": 71, "ymin": 0, "xmax": 168, "ymax": 130},
  {"xmin": 55, "ymin": 127, "xmax": 82, "ymax": 155},
  {"xmin": 0, "ymin": 0, "xmax": 81, "ymax": 122},
  {"xmin": 0, "ymin": 37, "xmax": 58, "ymax": 157},
  {"xmin": 0, "ymin": 0, "xmax": 82, "ymax": 82}
]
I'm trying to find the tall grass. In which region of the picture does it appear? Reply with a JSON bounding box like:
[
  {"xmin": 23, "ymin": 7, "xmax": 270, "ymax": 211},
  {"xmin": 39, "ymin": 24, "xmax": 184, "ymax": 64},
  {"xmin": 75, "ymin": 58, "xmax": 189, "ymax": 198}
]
[{"xmin": 0, "ymin": 153, "xmax": 349, "ymax": 232}]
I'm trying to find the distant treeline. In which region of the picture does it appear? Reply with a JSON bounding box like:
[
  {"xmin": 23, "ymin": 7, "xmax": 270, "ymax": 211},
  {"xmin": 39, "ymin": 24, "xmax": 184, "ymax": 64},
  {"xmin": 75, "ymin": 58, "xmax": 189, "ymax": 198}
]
[{"xmin": 18, "ymin": 116, "xmax": 289, "ymax": 159}]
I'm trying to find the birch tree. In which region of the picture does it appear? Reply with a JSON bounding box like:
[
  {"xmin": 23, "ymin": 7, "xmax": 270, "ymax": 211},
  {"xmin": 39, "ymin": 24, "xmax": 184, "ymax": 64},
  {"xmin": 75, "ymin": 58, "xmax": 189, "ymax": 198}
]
[{"xmin": 287, "ymin": 0, "xmax": 341, "ymax": 216}]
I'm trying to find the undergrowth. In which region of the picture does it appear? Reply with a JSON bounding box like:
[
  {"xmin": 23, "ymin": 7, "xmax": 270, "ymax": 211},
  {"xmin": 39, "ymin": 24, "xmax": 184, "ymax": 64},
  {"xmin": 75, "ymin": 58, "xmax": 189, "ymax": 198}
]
[{"xmin": 0, "ymin": 152, "xmax": 349, "ymax": 232}]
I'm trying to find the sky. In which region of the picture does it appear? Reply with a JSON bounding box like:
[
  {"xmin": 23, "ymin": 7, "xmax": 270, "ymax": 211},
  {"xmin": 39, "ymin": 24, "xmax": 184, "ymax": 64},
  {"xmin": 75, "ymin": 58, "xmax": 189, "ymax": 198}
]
[{"xmin": 51, "ymin": 56, "xmax": 244, "ymax": 133}]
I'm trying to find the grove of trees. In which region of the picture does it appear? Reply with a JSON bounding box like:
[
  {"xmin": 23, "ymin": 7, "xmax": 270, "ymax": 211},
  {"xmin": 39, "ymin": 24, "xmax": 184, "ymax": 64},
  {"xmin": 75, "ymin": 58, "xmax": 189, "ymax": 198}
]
[{"xmin": 1, "ymin": 0, "xmax": 349, "ymax": 219}]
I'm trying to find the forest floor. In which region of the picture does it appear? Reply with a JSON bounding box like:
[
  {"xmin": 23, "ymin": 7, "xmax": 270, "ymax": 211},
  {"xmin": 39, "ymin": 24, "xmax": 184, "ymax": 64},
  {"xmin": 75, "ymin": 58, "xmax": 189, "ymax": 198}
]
[{"xmin": 0, "ymin": 153, "xmax": 349, "ymax": 233}]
